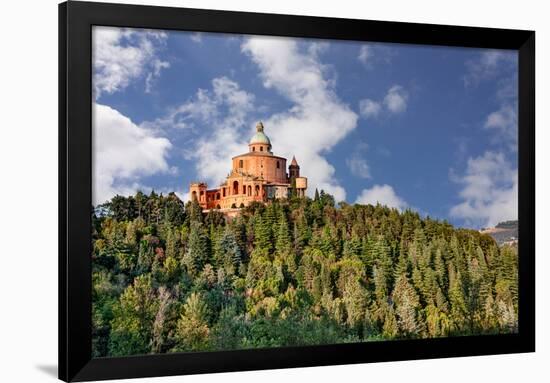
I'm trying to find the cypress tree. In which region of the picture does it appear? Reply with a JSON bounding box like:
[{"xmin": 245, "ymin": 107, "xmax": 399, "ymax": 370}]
[
  {"xmin": 183, "ymin": 222, "xmax": 210, "ymax": 277},
  {"xmin": 275, "ymin": 213, "xmax": 292, "ymax": 257}
]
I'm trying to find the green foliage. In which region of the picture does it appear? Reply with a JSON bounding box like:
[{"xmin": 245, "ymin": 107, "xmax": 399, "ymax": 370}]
[
  {"xmin": 92, "ymin": 192, "xmax": 519, "ymax": 357},
  {"xmin": 174, "ymin": 292, "xmax": 210, "ymax": 351},
  {"xmin": 108, "ymin": 274, "xmax": 158, "ymax": 356},
  {"xmin": 183, "ymin": 222, "xmax": 211, "ymax": 277}
]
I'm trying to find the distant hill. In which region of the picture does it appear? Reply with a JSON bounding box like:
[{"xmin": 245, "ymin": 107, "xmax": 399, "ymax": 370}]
[{"xmin": 480, "ymin": 220, "xmax": 518, "ymax": 246}]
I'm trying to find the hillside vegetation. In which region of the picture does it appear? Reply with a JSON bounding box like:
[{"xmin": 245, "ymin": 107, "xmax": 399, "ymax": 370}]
[{"xmin": 92, "ymin": 191, "xmax": 518, "ymax": 357}]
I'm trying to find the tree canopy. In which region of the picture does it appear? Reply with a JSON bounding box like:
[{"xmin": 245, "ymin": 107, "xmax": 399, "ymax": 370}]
[{"xmin": 92, "ymin": 191, "xmax": 518, "ymax": 357}]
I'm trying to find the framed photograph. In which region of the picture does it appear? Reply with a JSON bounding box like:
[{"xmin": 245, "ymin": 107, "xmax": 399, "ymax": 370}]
[{"xmin": 59, "ymin": 1, "xmax": 535, "ymax": 381}]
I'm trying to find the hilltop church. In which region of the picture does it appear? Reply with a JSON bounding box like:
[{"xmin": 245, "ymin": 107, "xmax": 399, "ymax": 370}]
[{"xmin": 189, "ymin": 122, "xmax": 307, "ymax": 211}]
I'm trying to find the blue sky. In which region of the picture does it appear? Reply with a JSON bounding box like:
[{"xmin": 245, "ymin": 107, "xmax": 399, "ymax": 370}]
[{"xmin": 92, "ymin": 27, "xmax": 518, "ymax": 229}]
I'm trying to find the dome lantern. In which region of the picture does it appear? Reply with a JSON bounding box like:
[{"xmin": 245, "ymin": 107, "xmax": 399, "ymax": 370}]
[{"xmin": 256, "ymin": 121, "xmax": 264, "ymax": 132}]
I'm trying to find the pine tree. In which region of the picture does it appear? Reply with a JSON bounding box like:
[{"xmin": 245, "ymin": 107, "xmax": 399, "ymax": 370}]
[
  {"xmin": 92, "ymin": 191, "xmax": 519, "ymax": 356},
  {"xmin": 254, "ymin": 215, "xmax": 273, "ymax": 255},
  {"xmin": 373, "ymin": 236, "xmax": 393, "ymax": 289},
  {"xmin": 187, "ymin": 198, "xmax": 203, "ymax": 225},
  {"xmin": 382, "ymin": 304, "xmax": 398, "ymax": 338},
  {"xmin": 175, "ymin": 293, "xmax": 210, "ymax": 351},
  {"xmin": 216, "ymin": 226, "xmax": 243, "ymax": 275},
  {"xmin": 109, "ymin": 274, "xmax": 158, "ymax": 356},
  {"xmin": 373, "ymin": 265, "xmax": 388, "ymax": 305},
  {"xmin": 183, "ymin": 222, "xmax": 210, "ymax": 277},
  {"xmin": 394, "ymin": 240, "xmax": 410, "ymax": 280},
  {"xmin": 165, "ymin": 228, "xmax": 179, "ymax": 260},
  {"xmin": 434, "ymin": 247, "xmax": 448, "ymax": 291},
  {"xmin": 449, "ymin": 268, "xmax": 468, "ymax": 332},
  {"xmin": 343, "ymin": 231, "xmax": 362, "ymax": 259},
  {"xmin": 342, "ymin": 279, "xmax": 367, "ymax": 331},
  {"xmin": 275, "ymin": 213, "xmax": 292, "ymax": 257},
  {"xmin": 392, "ymin": 274, "xmax": 422, "ymax": 337}
]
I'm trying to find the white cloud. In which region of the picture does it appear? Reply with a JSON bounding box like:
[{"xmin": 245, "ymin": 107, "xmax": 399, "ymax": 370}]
[
  {"xmin": 178, "ymin": 191, "xmax": 191, "ymax": 203},
  {"xmin": 357, "ymin": 43, "xmax": 396, "ymax": 69},
  {"xmin": 449, "ymin": 151, "xmax": 517, "ymax": 228},
  {"xmin": 450, "ymin": 50, "xmax": 518, "ymax": 227},
  {"xmin": 145, "ymin": 59, "xmax": 170, "ymax": 93},
  {"xmin": 484, "ymin": 103, "xmax": 518, "ymax": 151},
  {"xmin": 358, "ymin": 45, "xmax": 372, "ymax": 66},
  {"xmin": 358, "ymin": 85, "xmax": 408, "ymax": 119},
  {"xmin": 346, "ymin": 155, "xmax": 371, "ymax": 179},
  {"xmin": 308, "ymin": 42, "xmax": 330, "ymax": 57},
  {"xmin": 346, "ymin": 142, "xmax": 371, "ymax": 179},
  {"xmin": 190, "ymin": 32, "xmax": 202, "ymax": 43},
  {"xmin": 92, "ymin": 26, "xmax": 169, "ymax": 98},
  {"xmin": 383, "ymin": 85, "xmax": 408, "ymax": 113},
  {"xmin": 92, "ymin": 103, "xmax": 172, "ymax": 205},
  {"xmin": 463, "ymin": 50, "xmax": 517, "ymax": 88},
  {"xmin": 241, "ymin": 36, "xmax": 358, "ymax": 202},
  {"xmin": 150, "ymin": 76, "xmax": 255, "ymax": 186},
  {"xmin": 355, "ymin": 184, "xmax": 408, "ymax": 211},
  {"xmin": 143, "ymin": 37, "xmax": 357, "ymax": 202},
  {"xmin": 359, "ymin": 98, "xmax": 381, "ymax": 119}
]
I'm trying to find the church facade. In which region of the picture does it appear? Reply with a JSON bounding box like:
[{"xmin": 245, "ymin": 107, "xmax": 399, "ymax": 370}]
[{"xmin": 189, "ymin": 122, "xmax": 307, "ymax": 211}]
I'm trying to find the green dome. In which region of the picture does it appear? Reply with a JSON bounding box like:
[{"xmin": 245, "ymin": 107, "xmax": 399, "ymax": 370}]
[
  {"xmin": 249, "ymin": 131, "xmax": 271, "ymax": 145},
  {"xmin": 249, "ymin": 121, "xmax": 271, "ymax": 146}
]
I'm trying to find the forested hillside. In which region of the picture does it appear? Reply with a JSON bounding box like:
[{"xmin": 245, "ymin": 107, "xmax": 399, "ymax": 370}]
[{"xmin": 92, "ymin": 191, "xmax": 518, "ymax": 357}]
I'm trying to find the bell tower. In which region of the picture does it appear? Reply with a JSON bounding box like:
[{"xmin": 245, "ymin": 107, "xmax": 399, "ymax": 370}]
[
  {"xmin": 288, "ymin": 156, "xmax": 307, "ymax": 197},
  {"xmin": 289, "ymin": 156, "xmax": 300, "ymax": 179}
]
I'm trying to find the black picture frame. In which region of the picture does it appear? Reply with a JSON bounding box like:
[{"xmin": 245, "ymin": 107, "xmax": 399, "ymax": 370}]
[{"xmin": 59, "ymin": 1, "xmax": 535, "ymax": 381}]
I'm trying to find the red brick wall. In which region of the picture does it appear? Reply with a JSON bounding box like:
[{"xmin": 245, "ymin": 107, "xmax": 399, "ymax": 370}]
[{"xmin": 232, "ymin": 154, "xmax": 287, "ymax": 184}]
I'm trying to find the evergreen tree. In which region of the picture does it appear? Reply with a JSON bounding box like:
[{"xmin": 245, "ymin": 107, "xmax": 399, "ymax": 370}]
[
  {"xmin": 254, "ymin": 215, "xmax": 273, "ymax": 255},
  {"xmin": 215, "ymin": 226, "xmax": 243, "ymax": 275},
  {"xmin": 183, "ymin": 222, "xmax": 210, "ymax": 277},
  {"xmin": 109, "ymin": 274, "xmax": 158, "ymax": 356},
  {"xmin": 92, "ymin": 192, "xmax": 519, "ymax": 356},
  {"xmin": 382, "ymin": 304, "xmax": 398, "ymax": 338},
  {"xmin": 449, "ymin": 268, "xmax": 468, "ymax": 332},
  {"xmin": 175, "ymin": 293, "xmax": 210, "ymax": 351},
  {"xmin": 275, "ymin": 213, "xmax": 292, "ymax": 257},
  {"xmin": 392, "ymin": 274, "xmax": 422, "ymax": 337}
]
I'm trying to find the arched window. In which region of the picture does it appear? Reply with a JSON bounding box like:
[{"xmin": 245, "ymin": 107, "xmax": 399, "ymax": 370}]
[
  {"xmin": 191, "ymin": 191, "xmax": 197, "ymax": 201},
  {"xmin": 255, "ymin": 185, "xmax": 260, "ymax": 196},
  {"xmin": 242, "ymin": 185, "xmax": 246, "ymax": 194},
  {"xmin": 216, "ymin": 193, "xmax": 220, "ymax": 200},
  {"xmin": 247, "ymin": 185, "xmax": 252, "ymax": 196},
  {"xmin": 252, "ymin": 147, "xmax": 255, "ymax": 151},
  {"xmin": 260, "ymin": 146, "xmax": 263, "ymax": 152},
  {"xmin": 222, "ymin": 188, "xmax": 226, "ymax": 197},
  {"xmin": 233, "ymin": 180, "xmax": 239, "ymax": 195},
  {"xmin": 277, "ymin": 161, "xmax": 280, "ymax": 169},
  {"xmin": 216, "ymin": 204, "xmax": 221, "ymax": 209},
  {"xmin": 239, "ymin": 159, "xmax": 243, "ymax": 168}
]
